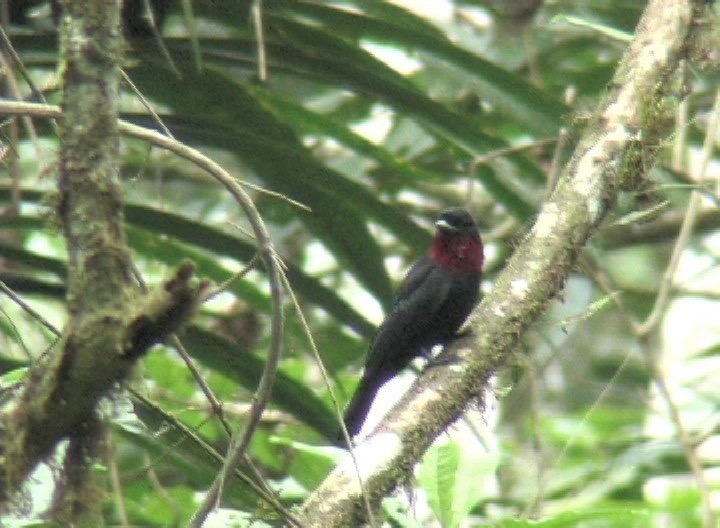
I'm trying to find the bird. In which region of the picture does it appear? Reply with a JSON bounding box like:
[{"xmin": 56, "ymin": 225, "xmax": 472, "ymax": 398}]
[{"xmin": 339, "ymin": 207, "xmax": 484, "ymax": 443}]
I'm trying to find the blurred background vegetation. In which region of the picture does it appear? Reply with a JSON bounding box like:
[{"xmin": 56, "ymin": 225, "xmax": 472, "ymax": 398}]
[{"xmin": 1, "ymin": 0, "xmax": 719, "ymax": 526}]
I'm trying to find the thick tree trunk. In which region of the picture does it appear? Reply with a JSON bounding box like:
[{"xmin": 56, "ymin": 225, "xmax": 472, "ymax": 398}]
[{"xmin": 0, "ymin": 1, "xmax": 206, "ymax": 520}]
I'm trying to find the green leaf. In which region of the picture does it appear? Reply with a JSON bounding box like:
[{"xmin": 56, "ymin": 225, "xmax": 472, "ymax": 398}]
[
  {"xmin": 272, "ymin": 438, "xmax": 338, "ymax": 490},
  {"xmin": 124, "ymin": 203, "xmax": 375, "ymax": 336},
  {"xmin": 495, "ymin": 506, "xmax": 650, "ymax": 527},
  {"xmin": 281, "ymin": 1, "xmax": 567, "ymax": 135},
  {"xmin": 181, "ymin": 326, "xmax": 337, "ymax": 439},
  {"xmin": 0, "ymin": 189, "xmax": 375, "ymax": 337},
  {"xmin": 244, "ymin": 85, "xmax": 447, "ymax": 217},
  {"xmin": 0, "ymin": 240, "xmax": 67, "ymax": 279},
  {"xmin": 552, "ymin": 15, "xmax": 634, "ymax": 42},
  {"xmin": 419, "ymin": 439, "xmax": 498, "ymax": 528},
  {"xmin": 120, "ymin": 396, "xmax": 263, "ymax": 512},
  {"xmin": 144, "ymin": 35, "xmax": 538, "ymax": 221},
  {"xmin": 0, "ymin": 367, "xmax": 29, "ymax": 387},
  {"xmin": 129, "ymin": 56, "xmax": 397, "ymax": 305}
]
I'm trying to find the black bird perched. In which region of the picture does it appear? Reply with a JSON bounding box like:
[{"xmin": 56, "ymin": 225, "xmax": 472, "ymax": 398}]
[{"xmin": 340, "ymin": 208, "xmax": 484, "ymax": 442}]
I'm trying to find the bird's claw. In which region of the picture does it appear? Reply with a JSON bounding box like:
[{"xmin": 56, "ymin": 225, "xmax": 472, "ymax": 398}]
[
  {"xmin": 454, "ymin": 327, "xmax": 473, "ymax": 339},
  {"xmin": 425, "ymin": 349, "xmax": 462, "ymax": 368}
]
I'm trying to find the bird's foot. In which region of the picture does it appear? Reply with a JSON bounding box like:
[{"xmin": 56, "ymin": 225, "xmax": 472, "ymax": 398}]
[
  {"xmin": 426, "ymin": 349, "xmax": 463, "ymax": 368},
  {"xmin": 453, "ymin": 327, "xmax": 473, "ymax": 339},
  {"xmin": 425, "ymin": 355, "xmax": 455, "ymax": 368},
  {"xmin": 425, "ymin": 330, "xmax": 474, "ymax": 368},
  {"xmin": 418, "ymin": 346, "xmax": 433, "ymax": 361}
]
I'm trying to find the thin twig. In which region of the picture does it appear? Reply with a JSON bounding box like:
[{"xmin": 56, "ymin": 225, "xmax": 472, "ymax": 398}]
[
  {"xmin": 0, "ymin": 98, "xmax": 291, "ymax": 525},
  {"xmin": 108, "ymin": 112, "xmax": 288, "ymax": 528},
  {"xmin": 470, "ymin": 137, "xmax": 557, "ymax": 170},
  {"xmin": 586, "ymin": 247, "xmax": 716, "ymax": 528},
  {"xmin": 121, "ymin": 69, "xmax": 175, "ymax": 139},
  {"xmin": 252, "ymin": 0, "xmax": 267, "ymax": 82},
  {"xmin": 109, "ymin": 440, "xmax": 130, "ymax": 527},
  {"xmin": 139, "ymin": 0, "xmax": 180, "ymax": 77},
  {"xmin": 171, "ymin": 335, "xmax": 232, "ymax": 436},
  {"xmin": 0, "ymin": 304, "xmax": 32, "ymax": 362},
  {"xmin": 519, "ymin": 353, "xmax": 548, "ymax": 518},
  {"xmin": 0, "ymin": 100, "xmax": 311, "ymax": 211},
  {"xmin": 632, "ymin": 88, "xmax": 720, "ymax": 528},
  {"xmin": 0, "ymin": 53, "xmax": 45, "ymax": 168},
  {"xmin": 128, "ymin": 260, "xmax": 234, "ymax": 437},
  {"xmin": 601, "ymin": 207, "xmax": 720, "ymax": 248},
  {"xmin": 642, "ymin": 337, "xmax": 714, "ymax": 528},
  {"xmin": 143, "ymin": 452, "xmax": 183, "ymax": 522},
  {"xmin": 201, "ymin": 252, "xmax": 261, "ymax": 302},
  {"xmin": 0, "ymin": 278, "xmax": 61, "ymax": 337},
  {"xmin": 634, "ymin": 193, "xmax": 702, "ymax": 334},
  {"xmin": 129, "ymin": 389, "xmax": 303, "ymax": 527},
  {"xmin": 525, "ymin": 308, "xmax": 634, "ymax": 516},
  {"xmin": 636, "ymin": 88, "xmax": 720, "ymax": 337},
  {"xmin": 672, "ymin": 61, "xmax": 688, "ymax": 172},
  {"xmin": 190, "ymin": 273, "xmax": 282, "ymax": 527},
  {"xmin": 546, "ymin": 127, "xmax": 569, "ymax": 197},
  {"xmin": 0, "ymin": 25, "xmax": 47, "ymax": 104},
  {"xmin": 279, "ymin": 269, "xmax": 377, "ymax": 527},
  {"xmin": 129, "ymin": 250, "xmax": 282, "ymax": 515}
]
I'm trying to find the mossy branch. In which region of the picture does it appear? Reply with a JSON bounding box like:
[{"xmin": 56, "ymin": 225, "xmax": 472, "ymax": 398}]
[
  {"xmin": 1, "ymin": 262, "xmax": 208, "ymax": 506},
  {"xmin": 0, "ymin": 1, "xmax": 209, "ymax": 515}
]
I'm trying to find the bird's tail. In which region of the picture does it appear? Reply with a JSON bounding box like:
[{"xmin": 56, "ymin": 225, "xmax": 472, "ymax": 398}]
[{"xmin": 336, "ymin": 372, "xmax": 385, "ymax": 446}]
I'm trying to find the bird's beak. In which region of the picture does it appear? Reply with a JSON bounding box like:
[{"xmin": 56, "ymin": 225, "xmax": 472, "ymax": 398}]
[{"xmin": 435, "ymin": 219, "xmax": 458, "ymax": 232}]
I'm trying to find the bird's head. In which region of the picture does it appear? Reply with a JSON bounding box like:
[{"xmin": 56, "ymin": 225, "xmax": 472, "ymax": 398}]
[{"xmin": 430, "ymin": 208, "xmax": 484, "ymax": 274}]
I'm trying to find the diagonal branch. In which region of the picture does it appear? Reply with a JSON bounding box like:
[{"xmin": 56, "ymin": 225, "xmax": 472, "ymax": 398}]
[{"xmin": 300, "ymin": 0, "xmax": 706, "ymax": 525}]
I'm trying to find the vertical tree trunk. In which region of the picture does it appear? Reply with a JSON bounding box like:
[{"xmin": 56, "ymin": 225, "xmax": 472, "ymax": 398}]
[{"xmin": 1, "ymin": 0, "xmax": 129, "ymax": 519}]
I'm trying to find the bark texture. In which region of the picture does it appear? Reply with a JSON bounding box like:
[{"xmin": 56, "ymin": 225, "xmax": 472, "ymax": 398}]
[{"xmin": 0, "ymin": 1, "xmax": 207, "ymax": 517}]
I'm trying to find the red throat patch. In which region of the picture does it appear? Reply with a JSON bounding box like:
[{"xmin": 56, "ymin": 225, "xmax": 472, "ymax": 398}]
[{"xmin": 430, "ymin": 233, "xmax": 484, "ymax": 274}]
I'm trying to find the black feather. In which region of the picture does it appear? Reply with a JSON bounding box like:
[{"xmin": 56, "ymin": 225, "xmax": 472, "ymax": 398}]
[{"xmin": 338, "ymin": 208, "xmax": 482, "ymax": 444}]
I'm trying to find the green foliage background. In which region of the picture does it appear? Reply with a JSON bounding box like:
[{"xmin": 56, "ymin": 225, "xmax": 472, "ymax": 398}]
[{"xmin": 1, "ymin": 0, "xmax": 718, "ymax": 526}]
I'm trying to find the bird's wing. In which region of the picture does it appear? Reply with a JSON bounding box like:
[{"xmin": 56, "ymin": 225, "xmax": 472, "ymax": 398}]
[
  {"xmin": 364, "ymin": 265, "xmax": 452, "ymax": 374},
  {"xmin": 393, "ymin": 257, "xmax": 435, "ymax": 304}
]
